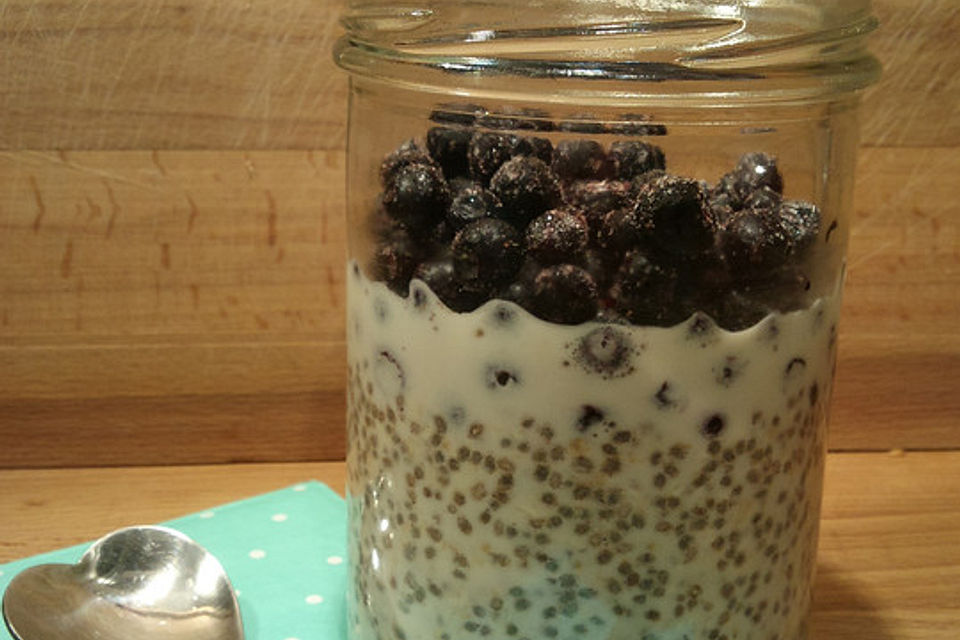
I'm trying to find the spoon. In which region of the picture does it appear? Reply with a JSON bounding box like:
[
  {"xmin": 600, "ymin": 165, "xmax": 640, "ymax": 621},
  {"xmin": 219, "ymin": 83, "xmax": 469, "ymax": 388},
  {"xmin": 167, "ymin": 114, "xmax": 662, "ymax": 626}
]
[{"xmin": 2, "ymin": 525, "xmax": 244, "ymax": 640}]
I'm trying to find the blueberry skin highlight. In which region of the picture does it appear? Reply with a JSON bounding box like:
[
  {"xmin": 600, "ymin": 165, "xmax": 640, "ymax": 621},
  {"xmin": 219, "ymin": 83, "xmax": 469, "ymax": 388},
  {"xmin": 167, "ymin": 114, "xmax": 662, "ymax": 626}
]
[
  {"xmin": 490, "ymin": 156, "xmax": 563, "ymax": 229},
  {"xmin": 451, "ymin": 218, "xmax": 524, "ymax": 289},
  {"xmin": 530, "ymin": 264, "xmax": 600, "ymax": 325},
  {"xmin": 382, "ymin": 162, "xmax": 451, "ymax": 232}
]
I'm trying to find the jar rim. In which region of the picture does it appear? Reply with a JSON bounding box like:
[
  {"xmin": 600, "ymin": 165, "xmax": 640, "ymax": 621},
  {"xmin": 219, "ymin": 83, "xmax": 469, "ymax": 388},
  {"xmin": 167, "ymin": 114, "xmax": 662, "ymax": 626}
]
[{"xmin": 334, "ymin": 1, "xmax": 881, "ymax": 106}]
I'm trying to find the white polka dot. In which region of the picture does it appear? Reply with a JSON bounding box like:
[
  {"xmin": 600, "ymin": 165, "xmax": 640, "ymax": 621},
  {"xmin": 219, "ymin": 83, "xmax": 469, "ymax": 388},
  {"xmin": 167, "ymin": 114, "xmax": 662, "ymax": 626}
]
[
  {"xmin": 326, "ymin": 555, "xmax": 344, "ymax": 565},
  {"xmin": 235, "ymin": 589, "xmax": 242, "ymax": 597},
  {"xmin": 198, "ymin": 511, "xmax": 215, "ymax": 519},
  {"xmin": 292, "ymin": 484, "xmax": 308, "ymax": 492},
  {"xmin": 271, "ymin": 513, "xmax": 288, "ymax": 522},
  {"xmin": 283, "ymin": 637, "xmax": 300, "ymax": 640},
  {"xmin": 249, "ymin": 549, "xmax": 267, "ymax": 559},
  {"xmin": 305, "ymin": 594, "xmax": 324, "ymax": 604}
]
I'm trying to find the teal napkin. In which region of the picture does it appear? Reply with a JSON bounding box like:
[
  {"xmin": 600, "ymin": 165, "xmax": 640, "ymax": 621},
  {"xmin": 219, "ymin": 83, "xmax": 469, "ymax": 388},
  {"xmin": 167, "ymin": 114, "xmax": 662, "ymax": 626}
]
[{"xmin": 0, "ymin": 481, "xmax": 347, "ymax": 640}]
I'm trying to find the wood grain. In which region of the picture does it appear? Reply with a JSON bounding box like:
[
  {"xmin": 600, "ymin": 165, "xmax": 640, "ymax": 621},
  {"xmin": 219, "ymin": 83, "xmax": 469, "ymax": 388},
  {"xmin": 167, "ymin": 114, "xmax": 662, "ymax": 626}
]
[
  {"xmin": 830, "ymin": 146, "xmax": 960, "ymax": 450},
  {"xmin": 0, "ymin": 150, "xmax": 347, "ymax": 467},
  {"xmin": 0, "ymin": 149, "xmax": 346, "ymax": 340},
  {"xmin": 2, "ymin": 452, "xmax": 958, "ymax": 639},
  {"xmin": 1, "ymin": 145, "xmax": 957, "ymax": 467},
  {"xmin": 0, "ymin": 461, "xmax": 347, "ymax": 560},
  {"xmin": 0, "ymin": 0, "xmax": 347, "ymax": 149},
  {"xmin": 0, "ymin": 0, "xmax": 956, "ymax": 149},
  {"xmin": 862, "ymin": 0, "xmax": 960, "ymax": 148},
  {"xmin": 812, "ymin": 451, "xmax": 960, "ymax": 639}
]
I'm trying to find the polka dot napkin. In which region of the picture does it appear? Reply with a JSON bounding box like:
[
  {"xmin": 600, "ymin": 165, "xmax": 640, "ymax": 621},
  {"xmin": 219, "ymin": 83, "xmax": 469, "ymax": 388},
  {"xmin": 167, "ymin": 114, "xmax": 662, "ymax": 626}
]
[{"xmin": 0, "ymin": 481, "xmax": 347, "ymax": 640}]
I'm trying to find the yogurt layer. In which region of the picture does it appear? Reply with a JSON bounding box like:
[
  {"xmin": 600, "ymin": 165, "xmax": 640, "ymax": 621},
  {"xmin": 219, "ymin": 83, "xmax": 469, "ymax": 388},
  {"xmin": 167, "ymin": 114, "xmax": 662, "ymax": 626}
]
[{"xmin": 346, "ymin": 264, "xmax": 838, "ymax": 640}]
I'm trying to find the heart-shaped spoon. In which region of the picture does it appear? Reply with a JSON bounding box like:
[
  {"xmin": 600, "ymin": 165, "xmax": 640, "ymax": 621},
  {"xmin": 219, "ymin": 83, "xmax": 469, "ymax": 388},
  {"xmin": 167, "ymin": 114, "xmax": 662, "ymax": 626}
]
[{"xmin": 2, "ymin": 525, "xmax": 244, "ymax": 640}]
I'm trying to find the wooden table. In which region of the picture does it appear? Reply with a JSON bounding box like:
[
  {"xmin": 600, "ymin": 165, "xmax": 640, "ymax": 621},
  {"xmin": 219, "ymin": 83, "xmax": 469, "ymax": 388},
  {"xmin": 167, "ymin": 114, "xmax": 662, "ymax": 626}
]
[
  {"xmin": 1, "ymin": 2, "xmax": 958, "ymax": 639},
  {"xmin": 3, "ymin": 452, "xmax": 959, "ymax": 639}
]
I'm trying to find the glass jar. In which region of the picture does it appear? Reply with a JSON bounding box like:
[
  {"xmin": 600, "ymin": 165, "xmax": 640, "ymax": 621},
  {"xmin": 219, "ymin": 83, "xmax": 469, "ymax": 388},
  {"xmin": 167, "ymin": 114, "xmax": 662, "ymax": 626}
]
[{"xmin": 335, "ymin": 3, "xmax": 879, "ymax": 639}]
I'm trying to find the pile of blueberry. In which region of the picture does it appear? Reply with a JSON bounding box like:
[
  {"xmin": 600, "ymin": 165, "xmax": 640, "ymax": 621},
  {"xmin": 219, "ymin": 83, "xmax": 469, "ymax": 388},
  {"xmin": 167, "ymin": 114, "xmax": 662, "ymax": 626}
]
[{"xmin": 369, "ymin": 106, "xmax": 822, "ymax": 330}]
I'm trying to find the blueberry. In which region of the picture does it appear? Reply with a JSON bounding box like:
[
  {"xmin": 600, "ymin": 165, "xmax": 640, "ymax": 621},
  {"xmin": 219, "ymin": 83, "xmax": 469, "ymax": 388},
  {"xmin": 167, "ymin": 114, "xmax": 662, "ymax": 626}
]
[
  {"xmin": 430, "ymin": 103, "xmax": 485, "ymax": 126},
  {"xmin": 747, "ymin": 264, "xmax": 812, "ymax": 313},
  {"xmin": 478, "ymin": 107, "xmax": 554, "ymax": 132},
  {"xmin": 490, "ymin": 156, "xmax": 563, "ymax": 228},
  {"xmin": 577, "ymin": 405, "xmax": 606, "ymax": 431},
  {"xmin": 701, "ymin": 414, "xmax": 726, "ymax": 438},
  {"xmin": 495, "ymin": 257, "xmax": 542, "ymax": 309},
  {"xmin": 630, "ymin": 168, "xmax": 669, "ymax": 192},
  {"xmin": 598, "ymin": 206, "xmax": 646, "ymax": 253},
  {"xmin": 712, "ymin": 172, "xmax": 743, "ymax": 206},
  {"xmin": 713, "ymin": 356, "xmax": 746, "ymax": 386},
  {"xmin": 610, "ymin": 249, "xmax": 665, "ymax": 294},
  {"xmin": 498, "ymin": 280, "xmax": 533, "ymax": 308},
  {"xmin": 633, "ymin": 174, "xmax": 713, "ymax": 264},
  {"xmin": 516, "ymin": 256, "xmax": 546, "ymax": 284},
  {"xmin": 371, "ymin": 227, "xmax": 423, "ymax": 295},
  {"xmin": 449, "ymin": 176, "xmax": 481, "ymax": 195},
  {"xmin": 490, "ymin": 301, "xmax": 520, "ymax": 326},
  {"xmin": 594, "ymin": 307, "xmax": 630, "ymax": 324},
  {"xmin": 380, "ymin": 139, "xmax": 436, "ymax": 186},
  {"xmin": 563, "ymin": 180, "xmax": 632, "ymax": 241},
  {"xmin": 410, "ymin": 281, "xmax": 430, "ymax": 309},
  {"xmin": 708, "ymin": 290, "xmax": 770, "ymax": 331},
  {"xmin": 682, "ymin": 256, "xmax": 734, "ymax": 301},
  {"xmin": 500, "ymin": 260, "xmax": 542, "ymax": 309},
  {"xmin": 718, "ymin": 209, "xmax": 790, "ymax": 273},
  {"xmin": 607, "ymin": 114, "xmax": 668, "ymax": 136},
  {"xmin": 476, "ymin": 111, "xmax": 526, "ymax": 131},
  {"xmin": 486, "ymin": 366, "xmax": 521, "ymax": 388},
  {"xmin": 382, "ymin": 162, "xmax": 451, "ymax": 231},
  {"xmin": 580, "ymin": 247, "xmax": 617, "ymax": 292},
  {"xmin": 530, "ymin": 264, "xmax": 599, "ymax": 325},
  {"xmin": 610, "ymin": 250, "xmax": 683, "ymax": 326},
  {"xmin": 428, "ymin": 126, "xmax": 473, "ymax": 178},
  {"xmin": 557, "ymin": 114, "xmax": 608, "ymax": 134},
  {"xmin": 551, "ymin": 139, "xmax": 608, "ymax": 181},
  {"xmin": 606, "ymin": 141, "xmax": 666, "ymax": 180},
  {"xmin": 426, "ymin": 219, "xmax": 456, "ymax": 247},
  {"xmin": 734, "ymin": 152, "xmax": 783, "ymax": 196},
  {"xmin": 719, "ymin": 210, "xmax": 773, "ymax": 265},
  {"xmin": 744, "ymin": 185, "xmax": 782, "ymax": 211},
  {"xmin": 367, "ymin": 205, "xmax": 401, "ymax": 240},
  {"xmin": 705, "ymin": 186, "xmax": 739, "ymax": 231},
  {"xmin": 778, "ymin": 200, "xmax": 821, "ymax": 255},
  {"xmin": 447, "ymin": 186, "xmax": 502, "ymax": 231},
  {"xmin": 686, "ymin": 312, "xmax": 718, "ymax": 341},
  {"xmin": 577, "ymin": 326, "xmax": 632, "ymax": 375},
  {"xmin": 467, "ymin": 133, "xmax": 553, "ymax": 169},
  {"xmin": 525, "ymin": 208, "xmax": 590, "ymax": 265},
  {"xmin": 564, "ymin": 179, "xmax": 632, "ymax": 215},
  {"xmin": 512, "ymin": 136, "xmax": 554, "ymax": 164},
  {"xmin": 414, "ymin": 259, "xmax": 489, "ymax": 312},
  {"xmin": 653, "ymin": 381, "xmax": 682, "ymax": 409},
  {"xmin": 452, "ymin": 218, "xmax": 524, "ymax": 288},
  {"xmin": 469, "ymin": 132, "xmax": 517, "ymax": 184},
  {"xmin": 785, "ymin": 357, "xmax": 807, "ymax": 379}
]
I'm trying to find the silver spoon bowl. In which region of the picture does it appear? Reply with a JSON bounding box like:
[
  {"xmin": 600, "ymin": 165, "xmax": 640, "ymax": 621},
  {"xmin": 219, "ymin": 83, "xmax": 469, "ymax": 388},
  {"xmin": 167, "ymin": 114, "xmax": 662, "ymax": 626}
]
[{"xmin": 2, "ymin": 525, "xmax": 244, "ymax": 640}]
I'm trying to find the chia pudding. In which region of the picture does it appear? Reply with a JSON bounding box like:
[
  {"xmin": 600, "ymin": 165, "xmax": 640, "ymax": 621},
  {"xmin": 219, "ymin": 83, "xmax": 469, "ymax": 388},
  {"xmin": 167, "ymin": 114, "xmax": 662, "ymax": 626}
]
[{"xmin": 345, "ymin": 110, "xmax": 840, "ymax": 640}]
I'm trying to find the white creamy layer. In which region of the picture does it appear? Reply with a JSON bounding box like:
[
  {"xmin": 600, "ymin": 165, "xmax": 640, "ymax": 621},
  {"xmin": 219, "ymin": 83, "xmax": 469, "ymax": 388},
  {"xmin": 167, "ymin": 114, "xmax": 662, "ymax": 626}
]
[{"xmin": 346, "ymin": 264, "xmax": 838, "ymax": 640}]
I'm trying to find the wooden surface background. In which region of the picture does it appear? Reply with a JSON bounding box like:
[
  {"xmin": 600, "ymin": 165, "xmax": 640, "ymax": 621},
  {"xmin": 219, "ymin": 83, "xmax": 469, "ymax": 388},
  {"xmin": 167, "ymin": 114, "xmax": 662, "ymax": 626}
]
[
  {"xmin": 4, "ymin": 451, "xmax": 960, "ymax": 640},
  {"xmin": 1, "ymin": 0, "xmax": 958, "ymax": 468}
]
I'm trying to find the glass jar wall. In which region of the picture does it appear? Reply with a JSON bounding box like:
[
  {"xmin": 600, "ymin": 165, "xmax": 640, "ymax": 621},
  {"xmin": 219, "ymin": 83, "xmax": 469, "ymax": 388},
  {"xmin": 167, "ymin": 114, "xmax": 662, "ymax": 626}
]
[{"xmin": 336, "ymin": 3, "xmax": 878, "ymax": 639}]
